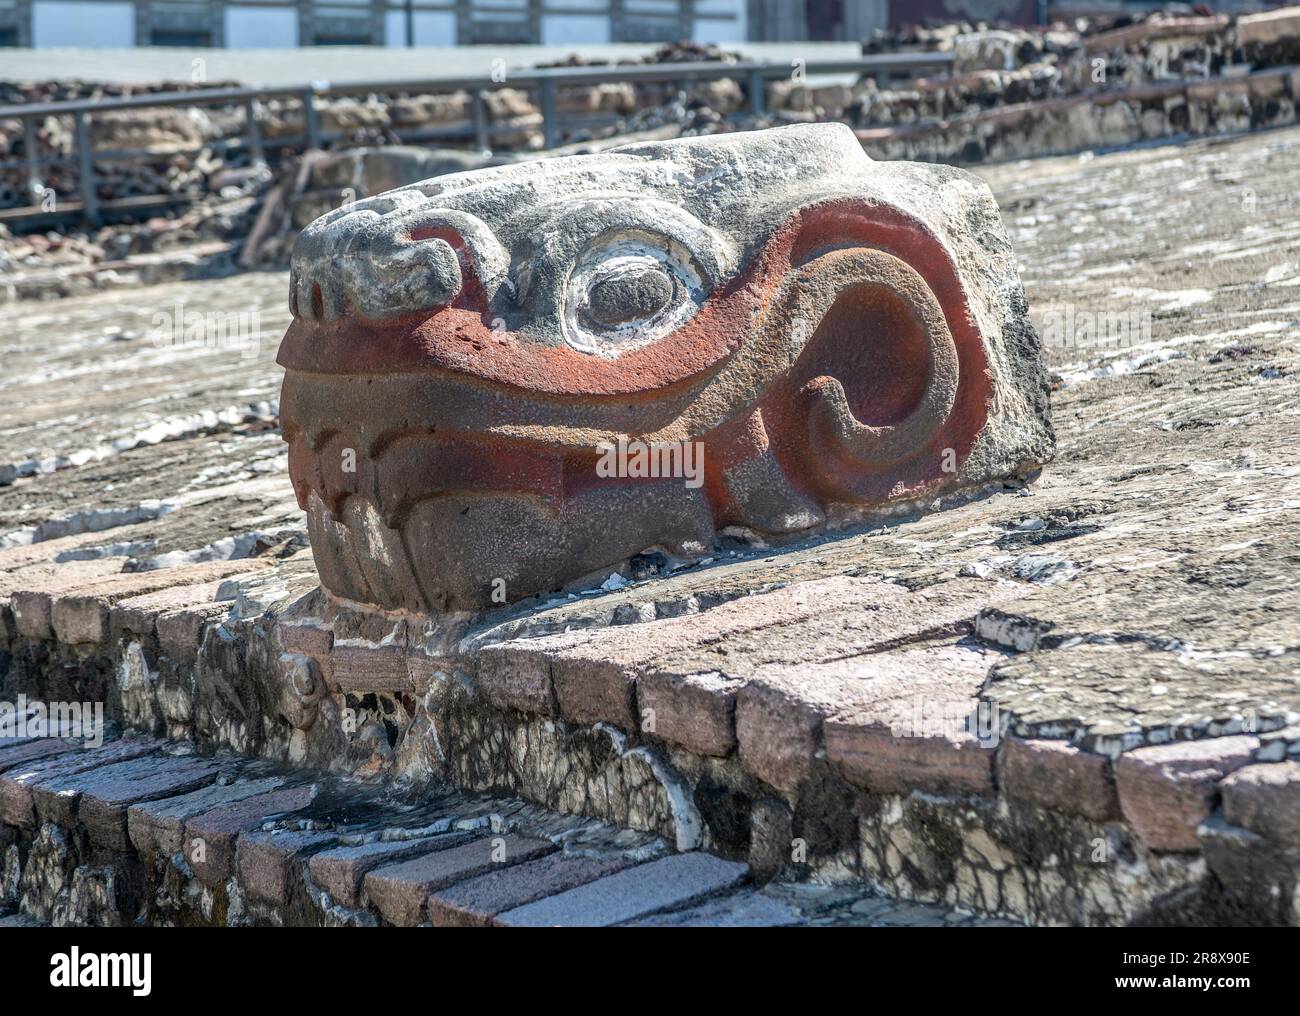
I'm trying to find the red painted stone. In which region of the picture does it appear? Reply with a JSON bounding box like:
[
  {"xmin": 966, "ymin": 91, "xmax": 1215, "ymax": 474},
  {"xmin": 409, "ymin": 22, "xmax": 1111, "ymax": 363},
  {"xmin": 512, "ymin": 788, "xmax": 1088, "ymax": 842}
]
[{"xmin": 277, "ymin": 124, "xmax": 1052, "ymax": 612}]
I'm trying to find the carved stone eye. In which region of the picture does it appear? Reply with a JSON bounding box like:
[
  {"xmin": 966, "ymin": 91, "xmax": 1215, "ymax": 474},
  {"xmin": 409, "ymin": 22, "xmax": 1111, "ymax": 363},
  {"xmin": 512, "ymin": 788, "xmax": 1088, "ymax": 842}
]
[
  {"xmin": 583, "ymin": 263, "xmax": 673, "ymax": 327},
  {"xmin": 563, "ymin": 238, "xmax": 704, "ymax": 358}
]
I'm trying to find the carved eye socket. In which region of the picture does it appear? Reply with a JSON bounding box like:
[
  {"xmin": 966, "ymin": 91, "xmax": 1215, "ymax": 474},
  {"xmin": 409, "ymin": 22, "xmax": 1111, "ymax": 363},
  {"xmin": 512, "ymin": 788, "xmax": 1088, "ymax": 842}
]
[
  {"xmin": 584, "ymin": 261, "xmax": 673, "ymax": 327},
  {"xmin": 563, "ymin": 236, "xmax": 704, "ymax": 357}
]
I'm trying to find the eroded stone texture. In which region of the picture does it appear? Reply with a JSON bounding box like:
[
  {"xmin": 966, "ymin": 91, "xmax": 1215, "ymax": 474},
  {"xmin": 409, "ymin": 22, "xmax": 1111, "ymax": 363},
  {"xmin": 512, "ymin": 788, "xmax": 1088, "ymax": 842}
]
[{"xmin": 278, "ymin": 122, "xmax": 1053, "ymax": 612}]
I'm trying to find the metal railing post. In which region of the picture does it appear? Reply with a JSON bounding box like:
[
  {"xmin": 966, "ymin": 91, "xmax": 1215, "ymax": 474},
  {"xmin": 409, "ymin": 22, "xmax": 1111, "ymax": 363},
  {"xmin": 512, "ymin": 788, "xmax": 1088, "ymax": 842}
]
[
  {"xmin": 472, "ymin": 89, "xmax": 490, "ymax": 153},
  {"xmin": 244, "ymin": 97, "xmax": 265, "ymax": 165},
  {"xmin": 749, "ymin": 68, "xmax": 766, "ymax": 115},
  {"xmin": 73, "ymin": 110, "xmax": 99, "ymax": 225},
  {"xmin": 540, "ymin": 77, "xmax": 558, "ymax": 150},
  {"xmin": 302, "ymin": 88, "xmax": 321, "ymax": 150},
  {"xmin": 23, "ymin": 116, "xmax": 42, "ymax": 200}
]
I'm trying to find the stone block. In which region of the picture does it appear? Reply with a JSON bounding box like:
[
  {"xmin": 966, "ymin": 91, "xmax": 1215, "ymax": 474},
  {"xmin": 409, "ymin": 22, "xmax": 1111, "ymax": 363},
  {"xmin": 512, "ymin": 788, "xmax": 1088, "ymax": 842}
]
[
  {"xmin": 363, "ymin": 834, "xmax": 556, "ymax": 926},
  {"xmin": 999, "ymin": 738, "xmax": 1119, "ymax": 822},
  {"xmin": 236, "ymin": 828, "xmax": 338, "ymax": 906},
  {"xmin": 636, "ymin": 669, "xmax": 741, "ymax": 757},
  {"xmin": 1238, "ymin": 7, "xmax": 1300, "ymax": 46},
  {"xmin": 625, "ymin": 890, "xmax": 801, "ymax": 927},
  {"xmin": 476, "ymin": 647, "xmax": 553, "ymax": 716},
  {"xmin": 496, "ymin": 853, "xmax": 749, "ymax": 927},
  {"xmin": 736, "ymin": 641, "xmax": 998, "ymax": 794},
  {"xmin": 330, "ymin": 644, "xmax": 414, "ymax": 693},
  {"xmin": 0, "ymin": 737, "xmax": 162, "ymax": 827},
  {"xmin": 184, "ymin": 785, "xmax": 320, "ymax": 889},
  {"xmin": 425, "ymin": 852, "xmax": 632, "ymax": 927},
  {"xmin": 828, "ymin": 724, "xmax": 994, "ymax": 797},
  {"xmin": 551, "ymin": 655, "xmax": 638, "ymax": 730},
  {"xmin": 308, "ymin": 833, "xmax": 475, "ymax": 908},
  {"xmin": 0, "ymin": 737, "xmax": 81, "ymax": 774},
  {"xmin": 157, "ymin": 602, "xmax": 230, "ymax": 663},
  {"xmin": 735, "ymin": 679, "xmax": 828, "ymax": 794},
  {"xmin": 34, "ymin": 753, "xmax": 226, "ymax": 850},
  {"xmin": 127, "ymin": 777, "xmax": 287, "ymax": 857},
  {"xmin": 48, "ymin": 561, "xmax": 271, "ymax": 645},
  {"xmin": 109, "ymin": 580, "xmax": 226, "ymax": 641},
  {"xmin": 9, "ymin": 560, "xmax": 130, "ymax": 640},
  {"xmin": 1116, "ymin": 736, "xmax": 1258, "ymax": 852},
  {"xmin": 1220, "ymin": 761, "xmax": 1300, "ymax": 846}
]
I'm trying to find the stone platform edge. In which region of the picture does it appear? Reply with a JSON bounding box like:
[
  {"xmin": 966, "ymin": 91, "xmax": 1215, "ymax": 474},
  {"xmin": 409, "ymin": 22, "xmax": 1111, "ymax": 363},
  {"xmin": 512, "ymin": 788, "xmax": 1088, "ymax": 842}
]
[{"xmin": 1, "ymin": 559, "xmax": 1298, "ymax": 926}]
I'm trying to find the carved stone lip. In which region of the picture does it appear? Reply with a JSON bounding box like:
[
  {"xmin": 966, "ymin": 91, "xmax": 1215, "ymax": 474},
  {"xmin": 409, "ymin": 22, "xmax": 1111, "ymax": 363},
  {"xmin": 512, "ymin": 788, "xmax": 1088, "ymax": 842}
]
[
  {"xmin": 286, "ymin": 427, "xmax": 563, "ymax": 523},
  {"xmin": 278, "ymin": 367, "xmax": 714, "ymax": 457},
  {"xmin": 285, "ymin": 425, "xmax": 707, "ymax": 529}
]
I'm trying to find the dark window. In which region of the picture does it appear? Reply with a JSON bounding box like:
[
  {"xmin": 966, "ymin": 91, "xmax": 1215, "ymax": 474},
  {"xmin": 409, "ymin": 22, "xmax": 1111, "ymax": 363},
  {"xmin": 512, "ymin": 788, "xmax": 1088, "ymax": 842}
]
[
  {"xmin": 313, "ymin": 34, "xmax": 373, "ymax": 46},
  {"xmin": 0, "ymin": 27, "xmax": 19, "ymax": 47},
  {"xmin": 150, "ymin": 29, "xmax": 213, "ymax": 47},
  {"xmin": 805, "ymin": 0, "xmax": 844, "ymax": 42}
]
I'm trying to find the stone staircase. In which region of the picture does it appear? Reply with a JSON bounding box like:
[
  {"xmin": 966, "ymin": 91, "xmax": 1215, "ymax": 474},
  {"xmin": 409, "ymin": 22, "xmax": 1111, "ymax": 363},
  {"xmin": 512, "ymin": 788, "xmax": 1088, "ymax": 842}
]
[{"xmin": 0, "ymin": 728, "xmax": 1007, "ymax": 927}]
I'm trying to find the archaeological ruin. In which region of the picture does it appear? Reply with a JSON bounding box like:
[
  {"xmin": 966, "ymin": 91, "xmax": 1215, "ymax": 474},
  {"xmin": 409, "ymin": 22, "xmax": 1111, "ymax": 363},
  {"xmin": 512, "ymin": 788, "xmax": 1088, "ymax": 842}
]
[{"xmin": 0, "ymin": 9, "xmax": 1297, "ymax": 959}]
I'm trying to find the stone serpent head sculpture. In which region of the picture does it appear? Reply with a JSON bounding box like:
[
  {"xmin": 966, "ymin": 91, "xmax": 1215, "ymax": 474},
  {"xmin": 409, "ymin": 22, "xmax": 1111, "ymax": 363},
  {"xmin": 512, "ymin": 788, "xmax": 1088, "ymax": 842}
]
[{"xmin": 278, "ymin": 123, "xmax": 1053, "ymax": 614}]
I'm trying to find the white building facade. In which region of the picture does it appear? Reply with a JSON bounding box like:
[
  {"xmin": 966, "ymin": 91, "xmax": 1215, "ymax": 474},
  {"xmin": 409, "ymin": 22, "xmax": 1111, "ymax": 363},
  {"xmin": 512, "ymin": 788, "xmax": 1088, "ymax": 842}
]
[{"xmin": 0, "ymin": 0, "xmax": 892, "ymax": 48}]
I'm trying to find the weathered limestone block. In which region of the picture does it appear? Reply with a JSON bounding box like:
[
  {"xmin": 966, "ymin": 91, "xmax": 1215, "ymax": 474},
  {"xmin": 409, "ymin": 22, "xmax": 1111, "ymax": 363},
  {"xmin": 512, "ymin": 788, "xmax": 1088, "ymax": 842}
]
[{"xmin": 279, "ymin": 123, "xmax": 1053, "ymax": 612}]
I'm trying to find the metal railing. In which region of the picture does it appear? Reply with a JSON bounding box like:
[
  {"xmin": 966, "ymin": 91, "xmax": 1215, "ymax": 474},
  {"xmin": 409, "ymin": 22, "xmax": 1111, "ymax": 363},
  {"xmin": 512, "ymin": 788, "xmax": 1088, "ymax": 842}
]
[{"xmin": 0, "ymin": 52, "xmax": 954, "ymax": 226}]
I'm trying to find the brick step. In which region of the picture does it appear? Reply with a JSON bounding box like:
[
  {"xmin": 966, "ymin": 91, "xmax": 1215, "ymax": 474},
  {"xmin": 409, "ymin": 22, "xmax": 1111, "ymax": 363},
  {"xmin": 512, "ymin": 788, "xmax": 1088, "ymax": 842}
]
[{"xmin": 0, "ymin": 729, "xmax": 998, "ymax": 927}]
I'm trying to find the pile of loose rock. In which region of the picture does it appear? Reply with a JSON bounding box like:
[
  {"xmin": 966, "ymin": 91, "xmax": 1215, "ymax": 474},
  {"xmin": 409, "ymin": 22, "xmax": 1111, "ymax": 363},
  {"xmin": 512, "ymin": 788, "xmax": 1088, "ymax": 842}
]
[
  {"xmin": 0, "ymin": 80, "xmax": 248, "ymax": 209},
  {"xmin": 773, "ymin": 8, "xmax": 1300, "ymax": 162}
]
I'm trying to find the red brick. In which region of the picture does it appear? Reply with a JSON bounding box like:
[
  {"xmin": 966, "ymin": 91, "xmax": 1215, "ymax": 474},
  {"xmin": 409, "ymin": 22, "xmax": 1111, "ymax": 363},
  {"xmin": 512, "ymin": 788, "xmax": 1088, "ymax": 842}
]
[
  {"xmin": 1220, "ymin": 761, "xmax": 1300, "ymax": 846},
  {"xmin": 999, "ymin": 738, "xmax": 1119, "ymax": 822},
  {"xmin": 1116, "ymin": 736, "xmax": 1258, "ymax": 852},
  {"xmin": 184, "ymin": 785, "xmax": 319, "ymax": 888}
]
